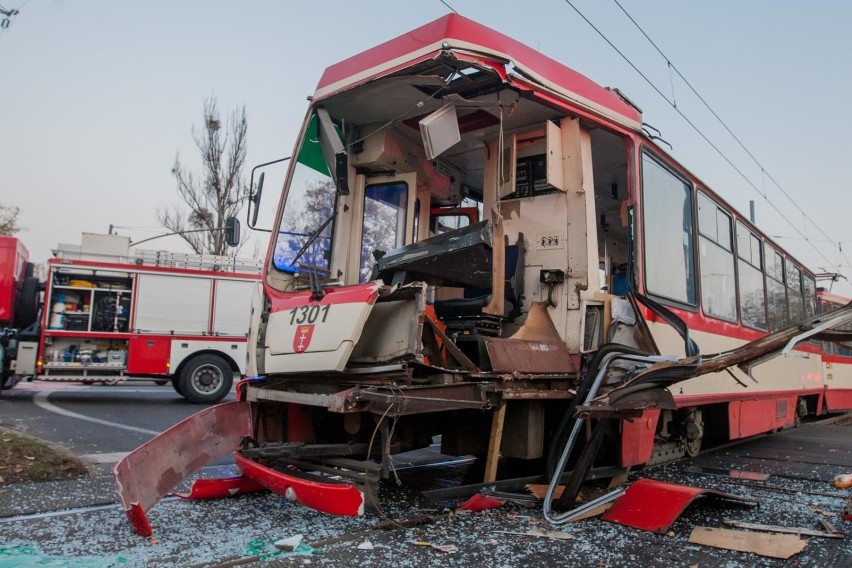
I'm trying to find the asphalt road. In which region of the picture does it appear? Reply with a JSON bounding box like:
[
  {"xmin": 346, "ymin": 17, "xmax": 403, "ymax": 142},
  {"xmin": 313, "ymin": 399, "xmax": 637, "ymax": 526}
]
[
  {"xmin": 0, "ymin": 381, "xmax": 849, "ymax": 565},
  {"xmin": 0, "ymin": 380, "xmax": 235, "ymax": 467}
]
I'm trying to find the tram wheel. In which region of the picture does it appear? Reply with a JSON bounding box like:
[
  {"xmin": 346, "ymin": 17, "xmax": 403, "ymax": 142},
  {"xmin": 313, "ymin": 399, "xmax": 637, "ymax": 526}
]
[{"xmin": 682, "ymin": 408, "xmax": 704, "ymax": 457}]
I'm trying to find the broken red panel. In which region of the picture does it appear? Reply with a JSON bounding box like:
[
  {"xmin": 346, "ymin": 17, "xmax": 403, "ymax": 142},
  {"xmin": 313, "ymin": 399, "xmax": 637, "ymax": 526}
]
[
  {"xmin": 173, "ymin": 476, "xmax": 266, "ymax": 500},
  {"xmin": 236, "ymin": 452, "xmax": 365, "ymax": 516},
  {"xmin": 114, "ymin": 401, "xmax": 253, "ymax": 536},
  {"xmin": 457, "ymin": 493, "xmax": 504, "ymax": 512},
  {"xmin": 601, "ymin": 478, "xmax": 758, "ymax": 533}
]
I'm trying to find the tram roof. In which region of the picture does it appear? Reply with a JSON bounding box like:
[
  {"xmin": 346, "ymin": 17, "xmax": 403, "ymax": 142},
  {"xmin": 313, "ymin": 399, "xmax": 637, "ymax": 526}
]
[{"xmin": 314, "ymin": 14, "xmax": 642, "ymax": 129}]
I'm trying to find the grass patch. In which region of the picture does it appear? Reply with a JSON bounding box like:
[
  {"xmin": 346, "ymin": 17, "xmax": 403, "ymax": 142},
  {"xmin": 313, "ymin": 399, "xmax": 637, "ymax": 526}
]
[{"xmin": 0, "ymin": 431, "xmax": 87, "ymax": 484}]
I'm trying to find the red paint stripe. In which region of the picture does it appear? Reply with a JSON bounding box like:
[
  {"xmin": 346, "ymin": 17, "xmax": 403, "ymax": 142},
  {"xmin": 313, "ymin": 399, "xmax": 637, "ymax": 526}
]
[
  {"xmin": 43, "ymin": 331, "xmax": 246, "ymax": 342},
  {"xmin": 822, "ymin": 354, "xmax": 852, "ymax": 364},
  {"xmin": 48, "ymin": 258, "xmax": 261, "ymax": 280},
  {"xmin": 267, "ymin": 282, "xmax": 379, "ymax": 313},
  {"xmin": 674, "ymin": 388, "xmax": 824, "ymax": 408}
]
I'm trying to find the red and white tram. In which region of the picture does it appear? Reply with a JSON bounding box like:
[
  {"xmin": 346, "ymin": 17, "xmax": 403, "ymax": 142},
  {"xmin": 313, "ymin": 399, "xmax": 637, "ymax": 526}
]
[{"xmin": 116, "ymin": 14, "xmax": 852, "ymax": 533}]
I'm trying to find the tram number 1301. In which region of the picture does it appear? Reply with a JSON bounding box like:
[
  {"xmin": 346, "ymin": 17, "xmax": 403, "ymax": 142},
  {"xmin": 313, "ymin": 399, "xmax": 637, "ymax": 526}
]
[{"xmin": 289, "ymin": 304, "xmax": 332, "ymax": 326}]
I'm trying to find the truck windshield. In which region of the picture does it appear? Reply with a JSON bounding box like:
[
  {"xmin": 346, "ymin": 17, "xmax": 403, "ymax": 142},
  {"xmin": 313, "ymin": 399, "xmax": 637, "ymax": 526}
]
[{"xmin": 273, "ymin": 114, "xmax": 337, "ymax": 273}]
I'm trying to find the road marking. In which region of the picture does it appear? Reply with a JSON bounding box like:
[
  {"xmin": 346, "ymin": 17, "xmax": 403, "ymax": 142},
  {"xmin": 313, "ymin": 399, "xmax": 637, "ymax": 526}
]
[
  {"xmin": 33, "ymin": 391, "xmax": 160, "ymax": 436},
  {"xmin": 79, "ymin": 451, "xmax": 130, "ymax": 463},
  {"xmin": 16, "ymin": 383, "xmax": 168, "ymax": 394}
]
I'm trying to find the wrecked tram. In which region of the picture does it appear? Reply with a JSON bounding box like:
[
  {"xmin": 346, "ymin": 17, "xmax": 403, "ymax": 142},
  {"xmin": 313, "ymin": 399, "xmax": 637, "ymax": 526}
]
[{"xmin": 115, "ymin": 14, "xmax": 852, "ymax": 534}]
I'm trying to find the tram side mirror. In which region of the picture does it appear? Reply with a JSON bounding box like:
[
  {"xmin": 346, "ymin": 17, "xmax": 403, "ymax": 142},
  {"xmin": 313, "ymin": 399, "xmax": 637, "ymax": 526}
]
[
  {"xmin": 250, "ymin": 172, "xmax": 265, "ymax": 228},
  {"xmin": 224, "ymin": 216, "xmax": 241, "ymax": 247},
  {"xmin": 317, "ymin": 108, "xmax": 349, "ymax": 196}
]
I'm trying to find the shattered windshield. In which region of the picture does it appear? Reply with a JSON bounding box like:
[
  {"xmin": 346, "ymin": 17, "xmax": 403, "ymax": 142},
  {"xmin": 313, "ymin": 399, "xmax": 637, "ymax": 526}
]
[{"xmin": 274, "ymin": 114, "xmax": 337, "ymax": 273}]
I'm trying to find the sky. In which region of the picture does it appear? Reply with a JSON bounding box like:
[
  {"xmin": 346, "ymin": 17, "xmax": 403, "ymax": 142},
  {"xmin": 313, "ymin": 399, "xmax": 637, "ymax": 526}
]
[{"xmin": 1, "ymin": 1, "xmax": 850, "ymax": 296}]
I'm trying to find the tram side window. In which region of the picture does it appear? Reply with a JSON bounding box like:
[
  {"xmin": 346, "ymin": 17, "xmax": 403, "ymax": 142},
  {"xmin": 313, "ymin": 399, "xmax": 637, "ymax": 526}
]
[
  {"xmin": 786, "ymin": 262, "xmax": 804, "ymax": 322},
  {"xmin": 803, "ymin": 275, "xmax": 816, "ymax": 318},
  {"xmin": 697, "ymin": 192, "xmax": 736, "ymax": 322},
  {"xmin": 765, "ymin": 245, "xmax": 787, "ymax": 331},
  {"xmin": 642, "ymin": 153, "xmax": 696, "ymax": 306},
  {"xmin": 736, "ymin": 221, "xmax": 767, "ymax": 330}
]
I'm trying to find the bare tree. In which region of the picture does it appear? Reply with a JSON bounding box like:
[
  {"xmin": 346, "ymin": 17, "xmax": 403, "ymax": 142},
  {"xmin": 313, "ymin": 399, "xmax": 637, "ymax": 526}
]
[
  {"xmin": 0, "ymin": 203, "xmax": 21, "ymax": 236},
  {"xmin": 158, "ymin": 97, "xmax": 248, "ymax": 255}
]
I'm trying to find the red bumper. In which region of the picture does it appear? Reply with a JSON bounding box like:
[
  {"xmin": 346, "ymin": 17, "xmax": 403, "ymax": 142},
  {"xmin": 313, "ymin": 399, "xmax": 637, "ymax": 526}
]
[
  {"xmin": 114, "ymin": 401, "xmax": 253, "ymax": 536},
  {"xmin": 236, "ymin": 452, "xmax": 365, "ymax": 516}
]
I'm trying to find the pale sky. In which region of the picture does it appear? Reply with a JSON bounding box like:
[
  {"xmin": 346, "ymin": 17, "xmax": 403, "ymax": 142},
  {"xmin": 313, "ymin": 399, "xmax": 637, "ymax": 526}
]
[{"xmin": 2, "ymin": 1, "xmax": 850, "ymax": 296}]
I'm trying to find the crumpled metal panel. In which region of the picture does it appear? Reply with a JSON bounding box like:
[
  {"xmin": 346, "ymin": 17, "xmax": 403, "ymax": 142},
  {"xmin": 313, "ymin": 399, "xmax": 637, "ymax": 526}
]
[
  {"xmin": 114, "ymin": 401, "xmax": 253, "ymax": 536},
  {"xmin": 236, "ymin": 452, "xmax": 365, "ymax": 516},
  {"xmin": 601, "ymin": 478, "xmax": 758, "ymax": 533},
  {"xmin": 485, "ymin": 337, "xmax": 574, "ymax": 374},
  {"xmin": 376, "ymin": 220, "xmax": 492, "ymax": 288}
]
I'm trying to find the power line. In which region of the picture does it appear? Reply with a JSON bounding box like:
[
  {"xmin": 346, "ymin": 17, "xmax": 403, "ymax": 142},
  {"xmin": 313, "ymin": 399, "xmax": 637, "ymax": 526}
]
[
  {"xmin": 557, "ymin": 0, "xmax": 844, "ymax": 276},
  {"xmin": 438, "ymin": 0, "xmax": 458, "ymax": 14},
  {"xmin": 607, "ymin": 0, "xmax": 851, "ymax": 275}
]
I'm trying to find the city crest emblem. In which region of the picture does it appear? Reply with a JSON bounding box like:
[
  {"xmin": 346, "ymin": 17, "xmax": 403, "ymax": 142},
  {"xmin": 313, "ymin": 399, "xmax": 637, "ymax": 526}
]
[{"xmin": 293, "ymin": 324, "xmax": 315, "ymax": 353}]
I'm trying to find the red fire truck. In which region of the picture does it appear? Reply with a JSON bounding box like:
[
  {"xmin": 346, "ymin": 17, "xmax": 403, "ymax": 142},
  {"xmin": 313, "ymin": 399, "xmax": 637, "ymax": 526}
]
[
  {"xmin": 2, "ymin": 232, "xmax": 261, "ymax": 404},
  {"xmin": 0, "ymin": 236, "xmax": 40, "ymax": 390}
]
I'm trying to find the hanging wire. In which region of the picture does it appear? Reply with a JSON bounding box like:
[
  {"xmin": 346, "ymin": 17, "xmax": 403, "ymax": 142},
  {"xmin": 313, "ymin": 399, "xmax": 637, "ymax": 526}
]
[
  {"xmin": 607, "ymin": 0, "xmax": 851, "ymax": 274},
  {"xmin": 439, "ymin": 0, "xmax": 459, "ymax": 14},
  {"xmin": 667, "ymin": 61, "xmax": 676, "ymax": 108},
  {"xmin": 558, "ymin": 0, "xmax": 845, "ymax": 275}
]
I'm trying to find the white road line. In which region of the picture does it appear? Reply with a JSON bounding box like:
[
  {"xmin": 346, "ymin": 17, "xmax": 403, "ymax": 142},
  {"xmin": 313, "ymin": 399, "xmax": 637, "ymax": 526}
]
[
  {"xmin": 79, "ymin": 451, "xmax": 130, "ymax": 463},
  {"xmin": 33, "ymin": 391, "xmax": 160, "ymax": 436}
]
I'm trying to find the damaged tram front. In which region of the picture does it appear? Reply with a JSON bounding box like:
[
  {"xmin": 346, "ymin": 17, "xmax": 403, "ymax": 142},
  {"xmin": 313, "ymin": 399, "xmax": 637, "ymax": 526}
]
[
  {"xmin": 116, "ymin": 15, "xmax": 852, "ymax": 533},
  {"xmin": 246, "ymin": 15, "xmax": 647, "ymax": 512}
]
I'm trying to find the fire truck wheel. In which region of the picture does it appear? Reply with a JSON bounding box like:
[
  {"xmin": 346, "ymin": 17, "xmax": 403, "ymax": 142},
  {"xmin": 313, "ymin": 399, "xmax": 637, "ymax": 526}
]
[
  {"xmin": 172, "ymin": 377, "xmax": 184, "ymax": 396},
  {"xmin": 154, "ymin": 379, "xmax": 169, "ymax": 386},
  {"xmin": 178, "ymin": 354, "xmax": 233, "ymax": 404},
  {"xmin": 14, "ymin": 276, "xmax": 40, "ymax": 329}
]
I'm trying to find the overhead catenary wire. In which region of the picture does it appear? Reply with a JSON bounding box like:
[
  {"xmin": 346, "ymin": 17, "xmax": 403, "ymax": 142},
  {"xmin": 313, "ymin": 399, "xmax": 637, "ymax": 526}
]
[
  {"xmin": 610, "ymin": 0, "xmax": 852, "ymax": 275},
  {"xmin": 558, "ymin": 0, "xmax": 846, "ymax": 277},
  {"xmin": 438, "ymin": 0, "xmax": 459, "ymax": 14}
]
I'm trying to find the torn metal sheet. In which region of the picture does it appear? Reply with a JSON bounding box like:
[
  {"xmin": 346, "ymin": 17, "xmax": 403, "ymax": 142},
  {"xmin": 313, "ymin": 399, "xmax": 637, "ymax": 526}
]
[
  {"xmin": 509, "ymin": 301, "xmax": 563, "ymax": 343},
  {"xmin": 235, "ymin": 452, "xmax": 365, "ymax": 516},
  {"xmin": 597, "ymin": 301, "xmax": 852, "ymax": 405},
  {"xmin": 173, "ymin": 476, "xmax": 265, "ymax": 500},
  {"xmin": 457, "ymin": 493, "xmax": 504, "ymax": 511},
  {"xmin": 601, "ymin": 478, "xmax": 758, "ymax": 533},
  {"xmin": 376, "ymin": 220, "xmax": 492, "ymax": 288},
  {"xmin": 485, "ymin": 337, "xmax": 574, "ymax": 374},
  {"xmin": 688, "ymin": 526, "xmax": 807, "ymax": 559},
  {"xmin": 113, "ymin": 401, "xmax": 253, "ymax": 536}
]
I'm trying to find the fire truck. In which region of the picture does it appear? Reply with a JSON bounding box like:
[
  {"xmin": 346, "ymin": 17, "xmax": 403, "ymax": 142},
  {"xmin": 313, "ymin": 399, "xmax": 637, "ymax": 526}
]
[
  {"xmin": 0, "ymin": 236, "xmax": 40, "ymax": 390},
  {"xmin": 2, "ymin": 232, "xmax": 261, "ymax": 404}
]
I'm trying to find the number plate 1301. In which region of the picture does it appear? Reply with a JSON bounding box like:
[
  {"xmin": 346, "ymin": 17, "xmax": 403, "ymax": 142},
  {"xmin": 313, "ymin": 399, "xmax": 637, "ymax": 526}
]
[{"xmin": 289, "ymin": 304, "xmax": 331, "ymax": 326}]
